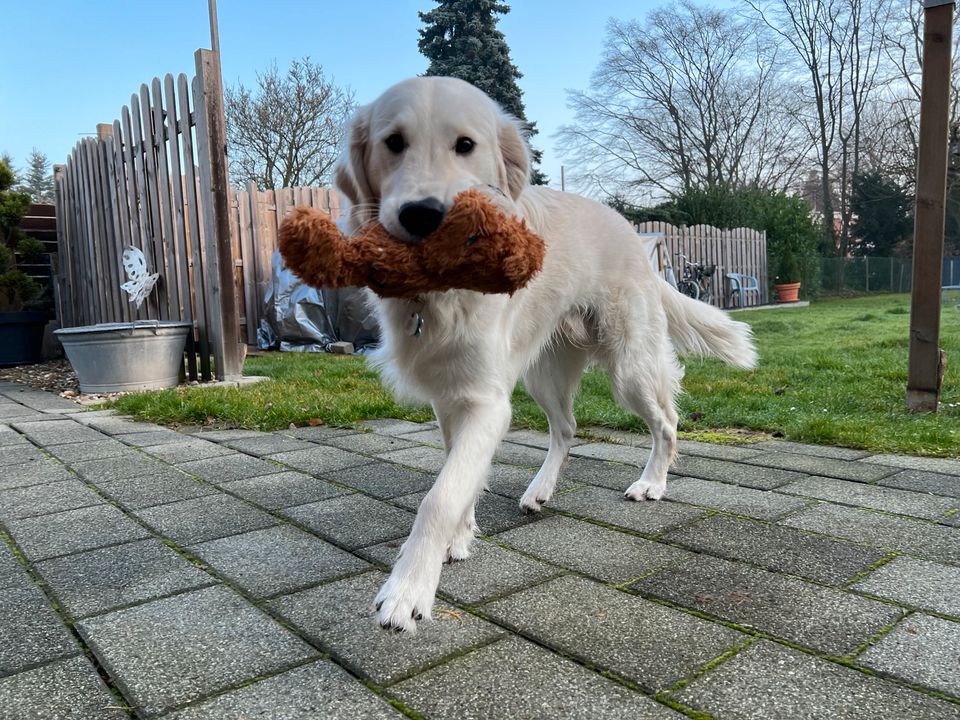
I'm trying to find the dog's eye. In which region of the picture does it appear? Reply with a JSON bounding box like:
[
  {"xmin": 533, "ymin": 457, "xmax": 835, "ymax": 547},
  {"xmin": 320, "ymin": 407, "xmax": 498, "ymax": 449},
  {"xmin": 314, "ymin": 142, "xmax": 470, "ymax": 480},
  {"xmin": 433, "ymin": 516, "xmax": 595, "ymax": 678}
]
[
  {"xmin": 385, "ymin": 133, "xmax": 405, "ymax": 154},
  {"xmin": 455, "ymin": 136, "xmax": 475, "ymax": 155}
]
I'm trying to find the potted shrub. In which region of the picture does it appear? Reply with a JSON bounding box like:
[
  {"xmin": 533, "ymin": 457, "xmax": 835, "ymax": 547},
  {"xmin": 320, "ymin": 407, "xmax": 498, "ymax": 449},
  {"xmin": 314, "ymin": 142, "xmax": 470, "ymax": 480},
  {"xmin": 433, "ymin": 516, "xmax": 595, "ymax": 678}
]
[
  {"xmin": 774, "ymin": 248, "xmax": 802, "ymax": 303},
  {"xmin": 0, "ymin": 158, "xmax": 48, "ymax": 365}
]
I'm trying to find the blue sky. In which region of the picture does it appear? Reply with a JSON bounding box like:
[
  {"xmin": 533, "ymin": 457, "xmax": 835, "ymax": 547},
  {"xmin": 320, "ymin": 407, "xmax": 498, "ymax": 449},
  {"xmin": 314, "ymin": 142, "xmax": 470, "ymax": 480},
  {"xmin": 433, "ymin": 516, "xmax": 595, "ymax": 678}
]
[{"xmin": 0, "ymin": 0, "xmax": 674, "ymax": 190}]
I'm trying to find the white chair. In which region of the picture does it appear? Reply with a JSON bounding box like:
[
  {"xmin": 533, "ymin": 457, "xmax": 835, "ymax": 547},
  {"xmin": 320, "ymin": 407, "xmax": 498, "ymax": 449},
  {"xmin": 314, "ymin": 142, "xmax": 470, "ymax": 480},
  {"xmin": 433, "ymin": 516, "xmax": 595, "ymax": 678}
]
[{"xmin": 726, "ymin": 272, "xmax": 761, "ymax": 308}]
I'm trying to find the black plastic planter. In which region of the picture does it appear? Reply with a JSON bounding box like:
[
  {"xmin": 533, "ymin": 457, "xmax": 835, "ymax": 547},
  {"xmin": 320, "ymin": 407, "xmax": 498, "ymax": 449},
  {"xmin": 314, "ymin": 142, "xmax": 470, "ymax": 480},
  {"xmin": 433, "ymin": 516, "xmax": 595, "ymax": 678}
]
[{"xmin": 0, "ymin": 311, "xmax": 48, "ymax": 367}]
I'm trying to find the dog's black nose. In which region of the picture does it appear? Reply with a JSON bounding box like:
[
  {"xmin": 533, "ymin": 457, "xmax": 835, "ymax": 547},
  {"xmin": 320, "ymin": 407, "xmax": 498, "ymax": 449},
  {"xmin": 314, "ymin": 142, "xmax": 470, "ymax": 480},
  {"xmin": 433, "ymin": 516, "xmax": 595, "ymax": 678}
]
[{"xmin": 398, "ymin": 198, "xmax": 446, "ymax": 239}]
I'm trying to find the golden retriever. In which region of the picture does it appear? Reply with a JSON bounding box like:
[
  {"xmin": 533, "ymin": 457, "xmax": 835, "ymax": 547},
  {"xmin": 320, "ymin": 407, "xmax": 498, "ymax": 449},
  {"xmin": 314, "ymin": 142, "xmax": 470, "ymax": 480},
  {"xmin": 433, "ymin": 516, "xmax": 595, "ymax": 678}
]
[{"xmin": 333, "ymin": 76, "xmax": 757, "ymax": 631}]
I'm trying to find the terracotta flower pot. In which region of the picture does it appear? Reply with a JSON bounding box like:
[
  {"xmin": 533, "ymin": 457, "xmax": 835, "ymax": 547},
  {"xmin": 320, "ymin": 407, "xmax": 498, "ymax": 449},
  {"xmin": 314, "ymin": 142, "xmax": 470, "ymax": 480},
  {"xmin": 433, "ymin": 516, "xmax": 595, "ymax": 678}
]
[{"xmin": 774, "ymin": 282, "xmax": 801, "ymax": 303}]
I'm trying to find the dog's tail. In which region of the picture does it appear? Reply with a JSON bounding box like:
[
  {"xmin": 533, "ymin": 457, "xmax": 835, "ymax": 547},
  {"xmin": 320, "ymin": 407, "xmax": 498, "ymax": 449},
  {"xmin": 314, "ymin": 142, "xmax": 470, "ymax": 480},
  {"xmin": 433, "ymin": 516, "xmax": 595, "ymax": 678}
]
[{"xmin": 658, "ymin": 280, "xmax": 758, "ymax": 369}]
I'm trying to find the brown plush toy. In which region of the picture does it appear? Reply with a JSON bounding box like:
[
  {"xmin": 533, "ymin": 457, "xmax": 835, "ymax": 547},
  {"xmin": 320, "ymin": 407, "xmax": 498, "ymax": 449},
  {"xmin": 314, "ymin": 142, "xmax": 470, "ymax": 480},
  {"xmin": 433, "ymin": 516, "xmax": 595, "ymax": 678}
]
[{"xmin": 278, "ymin": 189, "xmax": 545, "ymax": 299}]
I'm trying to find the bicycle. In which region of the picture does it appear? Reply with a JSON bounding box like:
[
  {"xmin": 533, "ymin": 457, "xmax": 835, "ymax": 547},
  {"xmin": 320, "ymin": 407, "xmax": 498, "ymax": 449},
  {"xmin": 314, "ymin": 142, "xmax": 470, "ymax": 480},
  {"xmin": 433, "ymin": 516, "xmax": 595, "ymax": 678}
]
[{"xmin": 676, "ymin": 254, "xmax": 717, "ymax": 304}]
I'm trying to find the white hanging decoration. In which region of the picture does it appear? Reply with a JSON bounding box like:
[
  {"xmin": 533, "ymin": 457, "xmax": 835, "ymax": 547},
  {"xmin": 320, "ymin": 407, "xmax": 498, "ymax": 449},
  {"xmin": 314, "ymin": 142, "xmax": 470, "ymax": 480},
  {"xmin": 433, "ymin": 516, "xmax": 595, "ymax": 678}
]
[{"xmin": 120, "ymin": 246, "xmax": 160, "ymax": 309}]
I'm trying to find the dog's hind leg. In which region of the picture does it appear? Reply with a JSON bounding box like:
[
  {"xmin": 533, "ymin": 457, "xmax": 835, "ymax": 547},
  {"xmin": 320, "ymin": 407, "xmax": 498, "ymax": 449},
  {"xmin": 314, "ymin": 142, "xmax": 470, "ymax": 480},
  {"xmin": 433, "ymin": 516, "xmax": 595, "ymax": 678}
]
[
  {"xmin": 519, "ymin": 340, "xmax": 589, "ymax": 512},
  {"xmin": 606, "ymin": 332, "xmax": 682, "ymax": 501},
  {"xmin": 375, "ymin": 396, "xmax": 511, "ymax": 632}
]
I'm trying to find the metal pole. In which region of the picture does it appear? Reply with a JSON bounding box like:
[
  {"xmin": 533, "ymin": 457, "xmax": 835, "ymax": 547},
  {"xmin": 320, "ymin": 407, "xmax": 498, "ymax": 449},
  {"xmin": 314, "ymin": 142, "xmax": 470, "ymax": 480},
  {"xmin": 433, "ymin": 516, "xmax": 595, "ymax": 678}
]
[{"xmin": 907, "ymin": 0, "xmax": 954, "ymax": 412}]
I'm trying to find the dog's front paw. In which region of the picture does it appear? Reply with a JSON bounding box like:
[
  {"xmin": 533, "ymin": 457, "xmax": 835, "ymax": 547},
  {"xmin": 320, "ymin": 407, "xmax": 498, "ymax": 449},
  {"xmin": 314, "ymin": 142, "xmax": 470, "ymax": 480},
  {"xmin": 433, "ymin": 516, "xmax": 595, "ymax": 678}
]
[
  {"xmin": 374, "ymin": 568, "xmax": 438, "ymax": 633},
  {"xmin": 624, "ymin": 477, "xmax": 666, "ymax": 501}
]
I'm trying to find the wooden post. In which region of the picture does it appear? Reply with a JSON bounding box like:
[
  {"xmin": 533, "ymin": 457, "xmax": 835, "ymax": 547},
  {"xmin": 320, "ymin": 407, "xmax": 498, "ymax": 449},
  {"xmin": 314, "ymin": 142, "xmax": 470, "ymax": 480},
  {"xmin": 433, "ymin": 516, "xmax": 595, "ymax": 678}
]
[
  {"xmin": 907, "ymin": 0, "xmax": 954, "ymax": 412},
  {"xmin": 195, "ymin": 47, "xmax": 242, "ymax": 379}
]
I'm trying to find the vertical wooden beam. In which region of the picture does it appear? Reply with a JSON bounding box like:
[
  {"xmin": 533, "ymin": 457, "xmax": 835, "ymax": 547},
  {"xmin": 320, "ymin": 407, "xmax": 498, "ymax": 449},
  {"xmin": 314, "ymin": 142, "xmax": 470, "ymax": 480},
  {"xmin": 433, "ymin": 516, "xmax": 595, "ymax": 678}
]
[
  {"xmin": 195, "ymin": 47, "xmax": 242, "ymax": 379},
  {"xmin": 907, "ymin": 1, "xmax": 954, "ymax": 412}
]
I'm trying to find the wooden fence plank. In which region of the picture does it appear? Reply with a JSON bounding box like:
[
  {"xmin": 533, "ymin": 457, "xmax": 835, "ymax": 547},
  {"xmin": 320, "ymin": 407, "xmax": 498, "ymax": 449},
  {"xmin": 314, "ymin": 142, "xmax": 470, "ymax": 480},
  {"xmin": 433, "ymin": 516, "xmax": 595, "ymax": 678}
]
[
  {"xmin": 178, "ymin": 72, "xmax": 211, "ymax": 380},
  {"xmin": 138, "ymin": 84, "xmax": 169, "ymax": 319},
  {"xmin": 236, "ymin": 191, "xmax": 258, "ymax": 345},
  {"xmin": 150, "ymin": 78, "xmax": 180, "ymax": 321}
]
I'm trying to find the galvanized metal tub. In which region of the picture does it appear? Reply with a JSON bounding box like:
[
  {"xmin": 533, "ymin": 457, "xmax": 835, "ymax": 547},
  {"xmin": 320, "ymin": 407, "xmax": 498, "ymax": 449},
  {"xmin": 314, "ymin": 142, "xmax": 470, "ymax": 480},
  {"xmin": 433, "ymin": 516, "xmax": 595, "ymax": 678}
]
[{"xmin": 55, "ymin": 321, "xmax": 191, "ymax": 393}]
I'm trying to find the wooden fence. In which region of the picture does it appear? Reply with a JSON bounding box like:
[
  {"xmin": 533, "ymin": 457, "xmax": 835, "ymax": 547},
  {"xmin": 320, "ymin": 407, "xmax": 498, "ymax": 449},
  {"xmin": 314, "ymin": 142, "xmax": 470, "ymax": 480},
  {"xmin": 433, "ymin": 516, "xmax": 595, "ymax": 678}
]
[
  {"xmin": 636, "ymin": 221, "xmax": 768, "ymax": 308},
  {"xmin": 53, "ymin": 49, "xmax": 241, "ymax": 381},
  {"xmin": 229, "ymin": 185, "xmax": 342, "ymax": 345}
]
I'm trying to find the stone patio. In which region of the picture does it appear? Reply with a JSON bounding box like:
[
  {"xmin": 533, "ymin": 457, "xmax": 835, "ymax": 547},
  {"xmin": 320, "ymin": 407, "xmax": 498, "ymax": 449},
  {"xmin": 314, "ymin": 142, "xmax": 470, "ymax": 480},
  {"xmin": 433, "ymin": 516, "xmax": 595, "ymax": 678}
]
[{"xmin": 1, "ymin": 380, "xmax": 959, "ymax": 719}]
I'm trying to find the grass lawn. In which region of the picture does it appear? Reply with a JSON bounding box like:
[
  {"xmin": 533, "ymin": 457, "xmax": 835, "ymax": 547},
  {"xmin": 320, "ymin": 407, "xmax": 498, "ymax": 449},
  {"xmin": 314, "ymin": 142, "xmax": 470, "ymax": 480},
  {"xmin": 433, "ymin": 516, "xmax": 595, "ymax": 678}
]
[{"xmin": 109, "ymin": 293, "xmax": 960, "ymax": 457}]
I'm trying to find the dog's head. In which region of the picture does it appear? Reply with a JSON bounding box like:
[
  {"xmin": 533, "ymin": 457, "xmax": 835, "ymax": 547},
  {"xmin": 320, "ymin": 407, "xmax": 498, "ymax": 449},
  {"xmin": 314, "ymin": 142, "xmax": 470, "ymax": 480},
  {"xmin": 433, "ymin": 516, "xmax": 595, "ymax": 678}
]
[{"xmin": 334, "ymin": 76, "xmax": 531, "ymax": 243}]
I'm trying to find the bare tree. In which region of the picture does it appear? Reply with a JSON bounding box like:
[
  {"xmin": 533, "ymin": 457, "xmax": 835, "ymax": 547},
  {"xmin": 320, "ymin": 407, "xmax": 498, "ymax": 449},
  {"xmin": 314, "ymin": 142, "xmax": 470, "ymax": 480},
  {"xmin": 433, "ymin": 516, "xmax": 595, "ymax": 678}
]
[
  {"xmin": 747, "ymin": 0, "xmax": 892, "ymax": 257},
  {"xmin": 557, "ymin": 1, "xmax": 809, "ymax": 201},
  {"xmin": 225, "ymin": 58, "xmax": 355, "ymax": 190}
]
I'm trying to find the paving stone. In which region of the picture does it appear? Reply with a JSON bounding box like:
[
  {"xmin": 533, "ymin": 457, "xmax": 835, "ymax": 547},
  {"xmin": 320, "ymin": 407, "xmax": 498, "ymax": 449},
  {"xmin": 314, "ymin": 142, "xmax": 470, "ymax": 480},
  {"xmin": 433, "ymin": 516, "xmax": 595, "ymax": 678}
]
[
  {"xmin": 743, "ymin": 452, "xmax": 898, "ymax": 482},
  {"xmin": 268, "ymin": 571, "xmax": 503, "ymax": 685},
  {"xmin": 880, "ymin": 469, "xmax": 960, "ymax": 499},
  {"xmin": 361, "ymin": 418, "xmax": 435, "ymax": 436},
  {"xmin": 142, "ymin": 438, "xmax": 235, "ymax": 463},
  {"xmin": 134, "ymin": 493, "xmax": 277, "ymax": 545},
  {"xmin": 177, "ymin": 453, "xmax": 285, "ymax": 483},
  {"xmin": 163, "ymin": 660, "xmax": 404, "ymax": 719},
  {"xmin": 0, "ymin": 405, "xmax": 44, "ymax": 421},
  {"xmin": 0, "ymin": 655, "xmax": 127, "ymax": 720},
  {"xmin": 663, "ymin": 514, "xmax": 887, "ymax": 586},
  {"xmin": 67, "ymin": 409, "xmax": 117, "ymax": 424},
  {"xmin": 77, "ymin": 585, "xmax": 317, "ymax": 716},
  {"xmin": 552, "ymin": 485, "xmax": 708, "ymax": 535},
  {"xmin": 672, "ymin": 455, "xmax": 806, "ymax": 490},
  {"xmin": 117, "ymin": 429, "xmax": 185, "ymax": 447},
  {"xmin": 0, "ymin": 478, "xmax": 102, "ymax": 521},
  {"xmin": 665, "ymin": 476, "xmax": 812, "ymax": 520},
  {"xmin": 0, "ymin": 583, "xmax": 78, "ymax": 674},
  {"xmin": 560, "ymin": 456, "xmax": 644, "ymax": 491},
  {"xmin": 495, "ymin": 515, "xmax": 691, "ymax": 583},
  {"xmin": 82, "ymin": 418, "xmax": 167, "ymax": 435},
  {"xmin": 752, "ymin": 439, "xmax": 872, "ymax": 460},
  {"xmin": 852, "ymin": 557, "xmax": 960, "ymax": 616},
  {"xmin": 389, "ymin": 636, "xmax": 678, "ymax": 720},
  {"xmin": 485, "ymin": 462, "xmax": 583, "ymax": 499},
  {"xmin": 392, "ymin": 489, "xmax": 541, "ymax": 535},
  {"xmin": 570, "ymin": 442, "xmax": 651, "ymax": 465},
  {"xmin": 188, "ymin": 524, "xmax": 368, "ymax": 599},
  {"xmin": 492, "ymin": 441, "xmax": 547, "ymax": 467},
  {"xmin": 0, "ymin": 458, "xmax": 74, "ymax": 491},
  {"xmin": 329, "ymin": 461, "xmax": 434, "ymax": 499},
  {"xmin": 376, "ymin": 445, "xmax": 447, "ymax": 473},
  {"xmin": 189, "ymin": 428, "xmax": 268, "ymax": 442},
  {"xmin": 778, "ymin": 475, "xmax": 958, "ymax": 520},
  {"xmin": 282, "ymin": 494, "xmax": 414, "ymax": 549},
  {"xmin": 673, "ymin": 639, "xmax": 959, "ymax": 720},
  {"xmin": 5, "ymin": 504, "xmax": 151, "ymax": 561},
  {"xmin": 399, "ymin": 427, "xmax": 445, "ymax": 446},
  {"xmin": 783, "ymin": 503, "xmax": 960, "ymax": 564},
  {"xmin": 3, "ymin": 391, "xmax": 81, "ymax": 413},
  {"xmin": 484, "ymin": 575, "xmax": 745, "ymax": 692},
  {"xmin": 33, "ymin": 538, "xmax": 214, "ymax": 619},
  {"xmin": 44, "ymin": 439, "xmax": 136, "ymax": 464},
  {"xmin": 221, "ymin": 434, "xmax": 316, "ymax": 457},
  {"xmin": 11, "ymin": 420, "xmax": 106, "ymax": 446},
  {"xmin": 221, "ymin": 471, "xmax": 348, "ymax": 509},
  {"xmin": 633, "ymin": 554, "xmax": 902, "ymax": 656},
  {"xmin": 676, "ymin": 441, "xmax": 767, "ymax": 461},
  {"xmin": 269, "ymin": 446, "xmax": 372, "ymax": 476},
  {"xmin": 0, "ymin": 543, "xmax": 27, "ymax": 590},
  {"xmin": 325, "ymin": 432, "xmax": 420, "ymax": 456},
  {"xmin": 361, "ymin": 538, "xmax": 561, "ymax": 605},
  {"xmin": 862, "ymin": 454, "xmax": 960, "ymax": 475},
  {"xmin": 503, "ymin": 428, "xmax": 587, "ymax": 449},
  {"xmin": 96, "ymin": 472, "xmax": 218, "ymax": 510},
  {"xmin": 279, "ymin": 425, "xmax": 360, "ymax": 442},
  {"xmin": 858, "ymin": 614, "xmax": 960, "ymax": 696},
  {"xmin": 0, "ymin": 443, "xmax": 46, "ymax": 466},
  {"xmin": 71, "ymin": 454, "xmax": 179, "ymax": 484}
]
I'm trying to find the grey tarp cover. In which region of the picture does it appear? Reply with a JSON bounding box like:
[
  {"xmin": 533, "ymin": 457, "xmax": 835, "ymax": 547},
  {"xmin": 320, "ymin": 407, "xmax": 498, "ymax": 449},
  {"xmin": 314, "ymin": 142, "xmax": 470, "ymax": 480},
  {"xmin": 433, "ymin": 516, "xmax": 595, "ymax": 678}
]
[{"xmin": 257, "ymin": 250, "xmax": 379, "ymax": 353}]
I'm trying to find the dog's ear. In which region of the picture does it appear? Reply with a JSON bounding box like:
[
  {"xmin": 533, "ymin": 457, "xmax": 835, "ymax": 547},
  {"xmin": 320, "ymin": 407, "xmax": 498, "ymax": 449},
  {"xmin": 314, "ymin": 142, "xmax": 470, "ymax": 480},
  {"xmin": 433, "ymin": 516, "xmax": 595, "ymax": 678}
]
[
  {"xmin": 497, "ymin": 113, "xmax": 531, "ymax": 200},
  {"xmin": 334, "ymin": 104, "xmax": 374, "ymax": 206}
]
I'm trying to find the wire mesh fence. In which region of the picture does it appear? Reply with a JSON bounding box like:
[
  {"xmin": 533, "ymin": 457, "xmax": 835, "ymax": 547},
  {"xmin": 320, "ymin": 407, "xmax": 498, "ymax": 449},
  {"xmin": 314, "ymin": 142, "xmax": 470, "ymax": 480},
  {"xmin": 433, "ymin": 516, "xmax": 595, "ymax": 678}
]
[{"xmin": 818, "ymin": 256, "xmax": 960, "ymax": 295}]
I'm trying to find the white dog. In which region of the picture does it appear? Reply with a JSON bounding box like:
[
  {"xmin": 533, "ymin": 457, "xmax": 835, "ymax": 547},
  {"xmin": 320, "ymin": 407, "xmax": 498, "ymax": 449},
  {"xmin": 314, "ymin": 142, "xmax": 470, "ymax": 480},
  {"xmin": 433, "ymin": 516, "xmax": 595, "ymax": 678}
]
[{"xmin": 333, "ymin": 76, "xmax": 757, "ymax": 632}]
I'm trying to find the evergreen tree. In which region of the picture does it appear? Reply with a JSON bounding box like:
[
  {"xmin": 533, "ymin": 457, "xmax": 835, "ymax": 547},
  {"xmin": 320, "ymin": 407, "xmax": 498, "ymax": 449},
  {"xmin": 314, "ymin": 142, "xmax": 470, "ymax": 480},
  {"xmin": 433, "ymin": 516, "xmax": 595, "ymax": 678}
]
[
  {"xmin": 418, "ymin": 0, "xmax": 548, "ymax": 185},
  {"xmin": 850, "ymin": 171, "xmax": 913, "ymax": 256},
  {"xmin": 19, "ymin": 149, "xmax": 54, "ymax": 203}
]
